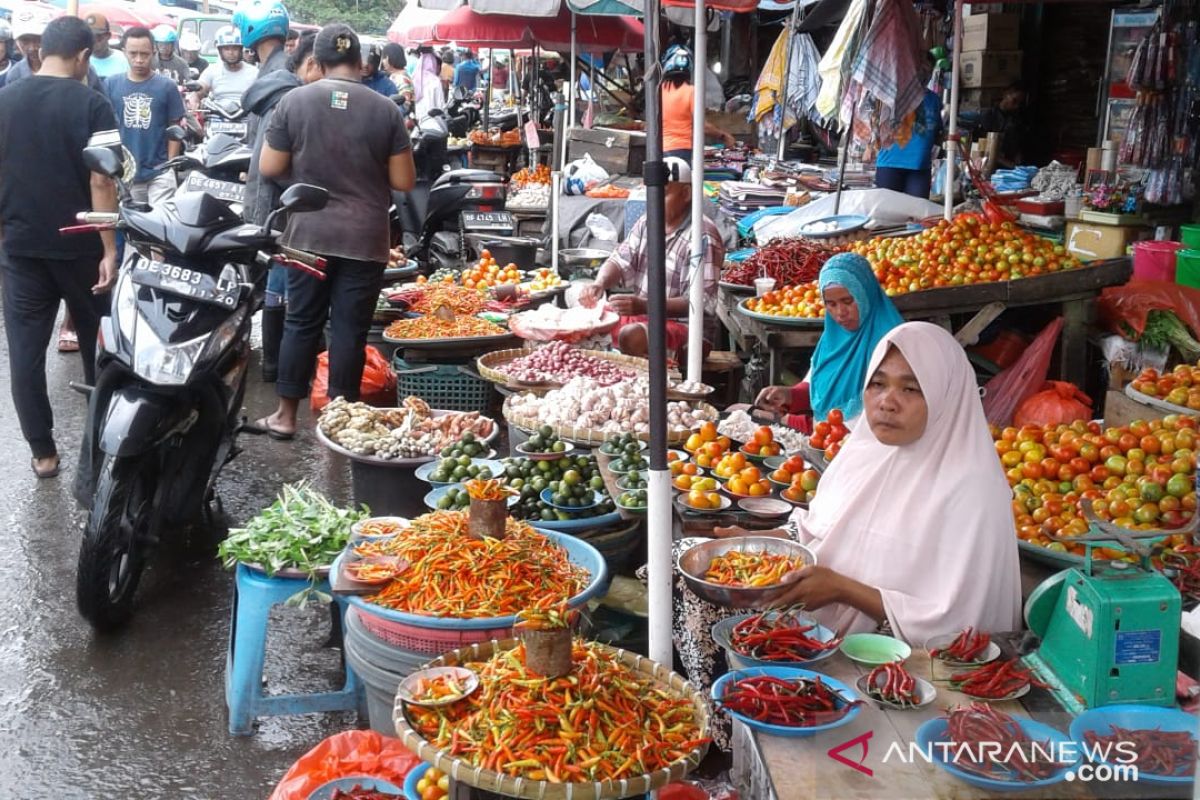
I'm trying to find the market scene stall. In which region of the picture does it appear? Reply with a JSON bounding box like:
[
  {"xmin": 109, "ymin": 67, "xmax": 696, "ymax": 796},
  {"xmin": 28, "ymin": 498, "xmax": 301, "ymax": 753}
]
[{"xmin": 4, "ymin": 0, "xmax": 1200, "ymax": 796}]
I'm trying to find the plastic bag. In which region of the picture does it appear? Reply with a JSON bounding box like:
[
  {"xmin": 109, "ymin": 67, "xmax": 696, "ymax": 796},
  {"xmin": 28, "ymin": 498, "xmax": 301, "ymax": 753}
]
[
  {"xmin": 981, "ymin": 317, "xmax": 1063, "ymax": 426},
  {"xmin": 267, "ymin": 730, "xmax": 420, "ymax": 800},
  {"xmin": 1098, "ymin": 281, "xmax": 1200, "ymax": 341},
  {"xmin": 564, "ymin": 153, "xmax": 610, "ymax": 195},
  {"xmin": 585, "ymin": 211, "xmax": 619, "ymax": 243},
  {"xmin": 1014, "ymin": 381, "xmax": 1093, "ymax": 427},
  {"xmin": 310, "ymin": 345, "xmax": 397, "ymax": 412}
]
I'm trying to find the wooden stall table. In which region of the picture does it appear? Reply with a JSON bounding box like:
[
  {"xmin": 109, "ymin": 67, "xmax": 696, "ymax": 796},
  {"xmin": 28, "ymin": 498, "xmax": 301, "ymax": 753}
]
[
  {"xmin": 508, "ymin": 206, "xmax": 547, "ymax": 239},
  {"xmin": 733, "ymin": 642, "xmax": 1192, "ymax": 800},
  {"xmin": 470, "ymin": 143, "xmax": 524, "ymax": 180},
  {"xmin": 717, "ymin": 258, "xmax": 1133, "ymax": 390}
]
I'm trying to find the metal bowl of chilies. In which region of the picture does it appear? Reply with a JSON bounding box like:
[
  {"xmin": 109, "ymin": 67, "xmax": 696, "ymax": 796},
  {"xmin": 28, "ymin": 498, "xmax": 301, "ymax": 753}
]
[{"xmin": 678, "ymin": 536, "xmax": 815, "ymax": 609}]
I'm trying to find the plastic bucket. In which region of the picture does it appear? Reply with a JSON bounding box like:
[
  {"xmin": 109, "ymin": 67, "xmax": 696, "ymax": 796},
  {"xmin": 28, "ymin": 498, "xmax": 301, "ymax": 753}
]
[
  {"xmin": 1181, "ymin": 224, "xmax": 1200, "ymax": 249},
  {"xmin": 1133, "ymin": 240, "xmax": 1184, "ymax": 282},
  {"xmin": 1177, "ymin": 251, "xmax": 1200, "ymax": 291},
  {"xmin": 344, "ymin": 609, "xmax": 435, "ymax": 736}
]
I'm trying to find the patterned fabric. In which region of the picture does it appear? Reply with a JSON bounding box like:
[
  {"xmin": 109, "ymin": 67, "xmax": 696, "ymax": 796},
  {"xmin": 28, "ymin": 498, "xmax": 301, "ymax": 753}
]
[{"xmin": 604, "ymin": 214, "xmax": 724, "ymax": 316}]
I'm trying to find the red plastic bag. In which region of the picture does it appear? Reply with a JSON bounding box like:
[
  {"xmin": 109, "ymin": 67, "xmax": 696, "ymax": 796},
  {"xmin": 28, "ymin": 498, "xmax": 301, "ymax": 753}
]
[
  {"xmin": 981, "ymin": 317, "xmax": 1063, "ymax": 426},
  {"xmin": 1014, "ymin": 381, "xmax": 1093, "ymax": 427},
  {"xmin": 1099, "ymin": 282, "xmax": 1200, "ymax": 340},
  {"xmin": 310, "ymin": 345, "xmax": 397, "ymax": 412},
  {"xmin": 267, "ymin": 730, "xmax": 420, "ymax": 800}
]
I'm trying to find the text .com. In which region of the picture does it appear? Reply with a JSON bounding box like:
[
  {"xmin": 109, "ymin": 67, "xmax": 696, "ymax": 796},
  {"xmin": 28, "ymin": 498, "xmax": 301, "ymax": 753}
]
[{"xmin": 881, "ymin": 739, "xmax": 1141, "ymax": 782}]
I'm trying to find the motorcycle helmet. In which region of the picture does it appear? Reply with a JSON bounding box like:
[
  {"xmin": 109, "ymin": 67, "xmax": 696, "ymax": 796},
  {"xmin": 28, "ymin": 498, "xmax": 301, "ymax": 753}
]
[
  {"xmin": 152, "ymin": 24, "xmax": 178, "ymax": 45},
  {"xmin": 661, "ymin": 44, "xmax": 692, "ymax": 77},
  {"xmin": 214, "ymin": 25, "xmax": 242, "ymax": 49},
  {"xmin": 232, "ymin": 0, "xmax": 290, "ymax": 49},
  {"xmin": 179, "ymin": 31, "xmax": 202, "ymax": 52},
  {"xmin": 0, "ymin": 20, "xmax": 12, "ymax": 55}
]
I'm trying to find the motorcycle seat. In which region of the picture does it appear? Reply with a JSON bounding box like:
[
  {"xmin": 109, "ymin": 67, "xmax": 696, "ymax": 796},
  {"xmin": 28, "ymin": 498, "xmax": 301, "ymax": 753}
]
[{"xmin": 432, "ymin": 168, "xmax": 503, "ymax": 188}]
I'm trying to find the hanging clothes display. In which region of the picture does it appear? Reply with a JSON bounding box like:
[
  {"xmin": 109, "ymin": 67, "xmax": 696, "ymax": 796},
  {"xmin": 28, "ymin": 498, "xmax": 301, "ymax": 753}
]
[{"xmin": 814, "ymin": 0, "xmax": 866, "ymax": 121}]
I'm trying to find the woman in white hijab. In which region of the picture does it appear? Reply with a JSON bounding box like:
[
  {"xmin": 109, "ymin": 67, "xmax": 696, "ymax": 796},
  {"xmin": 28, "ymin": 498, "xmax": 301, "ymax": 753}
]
[{"xmin": 413, "ymin": 50, "xmax": 446, "ymax": 117}]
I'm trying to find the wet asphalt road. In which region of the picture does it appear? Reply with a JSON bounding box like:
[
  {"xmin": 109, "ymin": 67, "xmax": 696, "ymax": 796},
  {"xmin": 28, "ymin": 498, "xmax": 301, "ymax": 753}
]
[{"xmin": 0, "ymin": 310, "xmax": 370, "ymax": 799}]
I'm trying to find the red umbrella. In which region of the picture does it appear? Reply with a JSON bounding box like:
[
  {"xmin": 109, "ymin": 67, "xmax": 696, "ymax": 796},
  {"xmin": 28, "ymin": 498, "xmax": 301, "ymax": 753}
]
[
  {"xmin": 412, "ymin": 4, "xmax": 641, "ymax": 51},
  {"xmin": 532, "ymin": 7, "xmax": 642, "ymax": 52},
  {"xmin": 80, "ymin": 3, "xmax": 173, "ymax": 33},
  {"xmin": 388, "ymin": 3, "xmax": 450, "ymax": 46}
]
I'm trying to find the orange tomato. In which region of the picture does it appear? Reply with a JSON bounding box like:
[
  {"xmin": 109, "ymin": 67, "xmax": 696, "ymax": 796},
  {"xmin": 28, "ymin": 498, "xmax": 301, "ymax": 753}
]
[{"xmin": 700, "ymin": 421, "xmax": 718, "ymax": 442}]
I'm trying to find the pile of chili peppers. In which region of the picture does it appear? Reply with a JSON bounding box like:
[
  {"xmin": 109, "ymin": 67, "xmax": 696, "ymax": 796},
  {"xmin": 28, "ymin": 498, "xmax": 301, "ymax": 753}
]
[
  {"xmin": 330, "ymin": 786, "xmax": 405, "ymax": 800},
  {"xmin": 516, "ymin": 599, "xmax": 576, "ymax": 631},
  {"xmin": 384, "ymin": 314, "xmax": 507, "ymax": 341},
  {"xmin": 355, "ymin": 511, "xmax": 587, "ymax": 617},
  {"xmin": 931, "ymin": 627, "xmax": 992, "ymax": 663},
  {"xmin": 704, "ymin": 550, "xmax": 805, "ymax": 588},
  {"xmin": 864, "ymin": 662, "xmax": 920, "ymax": 707},
  {"xmin": 407, "ymin": 641, "xmax": 709, "ymax": 784},
  {"xmin": 464, "ymin": 478, "xmax": 517, "ymax": 501},
  {"xmin": 950, "ymin": 658, "xmax": 1047, "ymax": 700},
  {"xmin": 721, "ymin": 239, "xmax": 840, "ymax": 288},
  {"xmin": 1082, "ymin": 725, "xmax": 1198, "ymax": 778},
  {"xmin": 412, "ymin": 672, "xmax": 471, "ymax": 704},
  {"xmin": 355, "ymin": 518, "xmax": 407, "ymax": 537},
  {"xmin": 944, "ymin": 704, "xmax": 1063, "ymax": 782},
  {"xmin": 389, "ymin": 284, "xmax": 519, "ymax": 316},
  {"xmin": 728, "ymin": 607, "xmax": 841, "ymax": 662},
  {"xmin": 715, "ymin": 674, "xmax": 860, "ymax": 728}
]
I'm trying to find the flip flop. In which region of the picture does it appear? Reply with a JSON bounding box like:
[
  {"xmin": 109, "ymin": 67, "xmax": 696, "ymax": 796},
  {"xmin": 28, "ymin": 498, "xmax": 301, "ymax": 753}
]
[
  {"xmin": 57, "ymin": 331, "xmax": 79, "ymax": 353},
  {"xmin": 31, "ymin": 457, "xmax": 61, "ymax": 479},
  {"xmin": 241, "ymin": 417, "xmax": 296, "ymax": 441}
]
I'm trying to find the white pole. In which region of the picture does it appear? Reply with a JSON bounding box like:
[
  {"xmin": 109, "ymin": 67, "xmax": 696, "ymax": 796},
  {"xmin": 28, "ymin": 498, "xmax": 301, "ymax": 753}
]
[
  {"xmin": 686, "ymin": 0, "xmax": 707, "ymax": 384},
  {"xmin": 551, "ymin": 170, "xmax": 561, "ymax": 274},
  {"xmin": 568, "ymin": 14, "xmax": 578, "ymax": 130},
  {"xmin": 944, "ymin": 0, "xmax": 962, "ymax": 221}
]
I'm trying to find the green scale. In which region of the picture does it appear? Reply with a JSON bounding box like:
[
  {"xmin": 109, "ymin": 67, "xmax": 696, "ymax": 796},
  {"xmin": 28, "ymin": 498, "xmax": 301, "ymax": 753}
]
[{"xmin": 1024, "ymin": 506, "xmax": 1184, "ymax": 714}]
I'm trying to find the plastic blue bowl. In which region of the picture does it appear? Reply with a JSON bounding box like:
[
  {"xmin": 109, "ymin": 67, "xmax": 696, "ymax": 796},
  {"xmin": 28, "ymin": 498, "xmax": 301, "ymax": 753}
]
[
  {"xmin": 342, "ymin": 528, "xmax": 609, "ymax": 629},
  {"xmin": 916, "ymin": 717, "xmax": 1079, "ymax": 791},
  {"xmin": 710, "ymin": 666, "xmax": 862, "ymax": 737},
  {"xmin": 1069, "ymin": 704, "xmax": 1197, "ymax": 784},
  {"xmin": 528, "ymin": 509, "xmax": 623, "ymax": 531},
  {"xmin": 308, "ymin": 775, "xmax": 404, "ymax": 800},
  {"xmin": 540, "ymin": 487, "xmax": 604, "ymax": 511},
  {"xmin": 414, "ymin": 458, "xmax": 505, "ymax": 486},
  {"xmin": 711, "ymin": 613, "xmax": 839, "ymax": 669},
  {"xmin": 402, "ymin": 764, "xmax": 429, "ymax": 800}
]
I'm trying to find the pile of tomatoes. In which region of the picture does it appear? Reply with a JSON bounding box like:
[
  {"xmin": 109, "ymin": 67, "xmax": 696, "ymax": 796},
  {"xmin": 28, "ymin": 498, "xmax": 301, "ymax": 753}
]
[
  {"xmin": 995, "ymin": 416, "xmax": 1197, "ymax": 558},
  {"xmin": 512, "ymin": 164, "xmax": 551, "ymax": 187},
  {"xmin": 712, "ymin": 452, "xmax": 772, "ymax": 497},
  {"xmin": 413, "ymin": 766, "xmax": 449, "ymax": 799},
  {"xmin": 684, "ymin": 422, "xmax": 734, "ymax": 469},
  {"xmin": 461, "ymin": 250, "xmax": 523, "ymax": 289},
  {"xmin": 810, "ymin": 409, "xmax": 849, "ymax": 461},
  {"xmin": 744, "ymin": 284, "xmax": 825, "ymax": 320},
  {"xmin": 524, "ymin": 267, "xmax": 563, "ymax": 293},
  {"xmin": 1129, "ymin": 363, "xmax": 1200, "ymax": 411},
  {"xmin": 741, "ymin": 426, "xmax": 783, "ymax": 458},
  {"xmin": 771, "ymin": 454, "xmax": 821, "ymax": 505},
  {"xmin": 848, "ymin": 216, "xmax": 1083, "ymax": 297}
]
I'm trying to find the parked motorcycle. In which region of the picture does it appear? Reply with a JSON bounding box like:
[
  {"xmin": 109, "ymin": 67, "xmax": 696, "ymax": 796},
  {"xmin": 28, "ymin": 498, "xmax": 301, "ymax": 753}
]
[{"xmin": 66, "ymin": 144, "xmax": 328, "ymax": 631}]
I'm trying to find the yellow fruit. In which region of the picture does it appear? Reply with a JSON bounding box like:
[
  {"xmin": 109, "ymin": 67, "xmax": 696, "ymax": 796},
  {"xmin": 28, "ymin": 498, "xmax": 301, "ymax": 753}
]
[{"xmin": 437, "ymin": 775, "xmax": 450, "ymax": 792}]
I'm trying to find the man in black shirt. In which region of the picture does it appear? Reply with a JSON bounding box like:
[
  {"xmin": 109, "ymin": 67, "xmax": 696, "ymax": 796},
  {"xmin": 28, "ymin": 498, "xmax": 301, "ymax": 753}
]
[{"xmin": 0, "ymin": 16, "xmax": 119, "ymax": 478}]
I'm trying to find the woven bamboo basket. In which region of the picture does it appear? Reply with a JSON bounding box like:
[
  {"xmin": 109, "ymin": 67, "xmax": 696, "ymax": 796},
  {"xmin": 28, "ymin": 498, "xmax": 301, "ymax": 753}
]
[
  {"xmin": 394, "ymin": 638, "xmax": 710, "ymax": 799},
  {"xmin": 502, "ymin": 396, "xmax": 719, "ymax": 449},
  {"xmin": 476, "ymin": 348, "xmax": 658, "ymax": 392}
]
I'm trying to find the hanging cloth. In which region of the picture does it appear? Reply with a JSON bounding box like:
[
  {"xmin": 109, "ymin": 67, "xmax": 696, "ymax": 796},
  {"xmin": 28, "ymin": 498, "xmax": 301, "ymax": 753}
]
[{"xmin": 814, "ymin": 0, "xmax": 866, "ymax": 121}]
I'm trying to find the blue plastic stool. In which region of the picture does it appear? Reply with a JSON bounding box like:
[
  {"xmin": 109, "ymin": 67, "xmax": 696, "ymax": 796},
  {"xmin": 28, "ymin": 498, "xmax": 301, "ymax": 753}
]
[{"xmin": 225, "ymin": 563, "xmax": 365, "ymax": 735}]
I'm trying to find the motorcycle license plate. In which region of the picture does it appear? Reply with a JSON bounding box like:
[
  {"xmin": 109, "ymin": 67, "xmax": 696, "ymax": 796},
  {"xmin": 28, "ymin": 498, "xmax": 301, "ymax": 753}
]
[
  {"xmin": 461, "ymin": 211, "xmax": 513, "ymax": 232},
  {"xmin": 183, "ymin": 173, "xmax": 245, "ymax": 204},
  {"xmin": 131, "ymin": 260, "xmax": 240, "ymax": 308},
  {"xmin": 208, "ymin": 121, "xmax": 247, "ymax": 137}
]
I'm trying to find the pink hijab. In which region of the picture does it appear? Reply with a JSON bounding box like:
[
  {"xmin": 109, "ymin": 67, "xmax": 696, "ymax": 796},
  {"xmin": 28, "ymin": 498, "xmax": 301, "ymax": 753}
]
[{"xmin": 796, "ymin": 322, "xmax": 1022, "ymax": 644}]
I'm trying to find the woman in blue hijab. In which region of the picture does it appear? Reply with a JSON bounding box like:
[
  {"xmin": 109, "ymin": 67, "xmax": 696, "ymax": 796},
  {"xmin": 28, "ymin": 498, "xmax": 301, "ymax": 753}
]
[{"xmin": 755, "ymin": 252, "xmax": 904, "ymax": 430}]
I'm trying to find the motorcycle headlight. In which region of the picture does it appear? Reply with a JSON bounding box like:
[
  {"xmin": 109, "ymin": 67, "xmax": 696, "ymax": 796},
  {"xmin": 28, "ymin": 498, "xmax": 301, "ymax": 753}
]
[{"xmin": 132, "ymin": 330, "xmax": 207, "ymax": 386}]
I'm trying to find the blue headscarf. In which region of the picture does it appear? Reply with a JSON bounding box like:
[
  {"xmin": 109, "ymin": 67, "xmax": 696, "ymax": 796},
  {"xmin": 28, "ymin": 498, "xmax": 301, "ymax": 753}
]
[{"xmin": 808, "ymin": 253, "xmax": 904, "ymax": 421}]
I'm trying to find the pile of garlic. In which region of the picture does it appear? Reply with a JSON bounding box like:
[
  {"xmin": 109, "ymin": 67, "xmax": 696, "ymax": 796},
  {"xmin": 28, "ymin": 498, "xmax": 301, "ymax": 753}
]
[{"xmin": 507, "ymin": 376, "xmax": 716, "ymax": 436}]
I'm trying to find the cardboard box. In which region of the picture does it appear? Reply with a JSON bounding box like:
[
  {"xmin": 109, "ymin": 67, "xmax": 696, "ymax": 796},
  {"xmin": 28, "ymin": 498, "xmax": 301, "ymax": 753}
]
[
  {"xmin": 960, "ymin": 50, "xmax": 1023, "ymax": 89},
  {"xmin": 960, "ymin": 87, "xmax": 1004, "ymax": 112},
  {"xmin": 1065, "ymin": 220, "xmax": 1153, "ymax": 260},
  {"xmin": 566, "ymin": 127, "xmax": 646, "ymax": 176},
  {"xmin": 962, "ymin": 13, "xmax": 1020, "ymax": 51}
]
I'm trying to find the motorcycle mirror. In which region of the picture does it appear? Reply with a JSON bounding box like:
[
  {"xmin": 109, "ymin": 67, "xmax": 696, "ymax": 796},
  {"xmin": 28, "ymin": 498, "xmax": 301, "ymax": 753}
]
[
  {"xmin": 83, "ymin": 146, "xmax": 124, "ymax": 180},
  {"xmin": 184, "ymin": 80, "xmax": 203, "ymax": 92},
  {"xmin": 166, "ymin": 125, "xmax": 188, "ymax": 142},
  {"xmin": 279, "ymin": 183, "xmax": 329, "ymax": 213}
]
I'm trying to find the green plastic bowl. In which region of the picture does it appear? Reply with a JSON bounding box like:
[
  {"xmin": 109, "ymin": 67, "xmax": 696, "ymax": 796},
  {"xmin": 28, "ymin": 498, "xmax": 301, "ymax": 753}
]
[{"xmin": 839, "ymin": 633, "xmax": 911, "ymax": 665}]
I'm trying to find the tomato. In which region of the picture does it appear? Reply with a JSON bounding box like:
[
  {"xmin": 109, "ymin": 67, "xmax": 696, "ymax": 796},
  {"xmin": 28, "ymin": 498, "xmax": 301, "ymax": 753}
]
[
  {"xmin": 1079, "ymin": 443, "xmax": 1100, "ymax": 463},
  {"xmin": 1167, "ymin": 473, "xmax": 1192, "ymax": 498},
  {"xmin": 828, "ymin": 409, "xmax": 844, "ymax": 425}
]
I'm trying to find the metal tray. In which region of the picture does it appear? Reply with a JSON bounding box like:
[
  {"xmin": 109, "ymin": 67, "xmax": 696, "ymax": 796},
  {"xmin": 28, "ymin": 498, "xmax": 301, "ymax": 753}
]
[
  {"xmin": 736, "ymin": 297, "xmax": 824, "ymax": 328},
  {"xmin": 719, "ymin": 280, "xmax": 755, "ymax": 295},
  {"xmin": 799, "ymin": 214, "xmax": 869, "ymax": 238}
]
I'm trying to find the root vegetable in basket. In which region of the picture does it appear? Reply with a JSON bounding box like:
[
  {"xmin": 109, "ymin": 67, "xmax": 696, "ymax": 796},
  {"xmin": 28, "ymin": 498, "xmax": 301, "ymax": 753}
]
[
  {"xmin": 500, "ymin": 341, "xmax": 634, "ymax": 386},
  {"xmin": 506, "ymin": 376, "xmax": 716, "ymax": 436}
]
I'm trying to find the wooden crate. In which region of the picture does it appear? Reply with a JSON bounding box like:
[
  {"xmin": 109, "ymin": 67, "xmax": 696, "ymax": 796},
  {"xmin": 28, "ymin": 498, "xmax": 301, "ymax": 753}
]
[{"xmin": 567, "ymin": 127, "xmax": 646, "ymax": 176}]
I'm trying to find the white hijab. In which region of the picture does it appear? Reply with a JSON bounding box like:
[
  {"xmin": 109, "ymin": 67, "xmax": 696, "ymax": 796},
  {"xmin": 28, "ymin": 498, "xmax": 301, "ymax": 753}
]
[{"xmin": 795, "ymin": 322, "xmax": 1022, "ymax": 644}]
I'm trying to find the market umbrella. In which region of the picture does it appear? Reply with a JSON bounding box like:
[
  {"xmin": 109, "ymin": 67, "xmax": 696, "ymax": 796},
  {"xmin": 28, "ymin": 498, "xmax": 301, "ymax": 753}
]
[
  {"xmin": 387, "ymin": 3, "xmax": 451, "ymax": 46},
  {"xmin": 79, "ymin": 2, "xmax": 172, "ymax": 30}
]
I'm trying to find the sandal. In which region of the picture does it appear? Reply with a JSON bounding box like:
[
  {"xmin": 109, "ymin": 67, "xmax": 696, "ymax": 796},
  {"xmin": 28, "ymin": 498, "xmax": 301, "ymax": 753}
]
[
  {"xmin": 57, "ymin": 330, "xmax": 79, "ymax": 353},
  {"xmin": 31, "ymin": 456, "xmax": 61, "ymax": 479},
  {"xmin": 241, "ymin": 416, "xmax": 296, "ymax": 441}
]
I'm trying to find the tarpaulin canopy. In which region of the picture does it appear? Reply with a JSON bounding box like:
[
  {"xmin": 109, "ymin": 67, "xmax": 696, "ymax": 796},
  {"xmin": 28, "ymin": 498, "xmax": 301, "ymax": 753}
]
[
  {"xmin": 396, "ymin": 4, "xmax": 642, "ymax": 52},
  {"xmin": 78, "ymin": 2, "xmax": 173, "ymax": 30},
  {"xmin": 388, "ymin": 3, "xmax": 449, "ymax": 45}
]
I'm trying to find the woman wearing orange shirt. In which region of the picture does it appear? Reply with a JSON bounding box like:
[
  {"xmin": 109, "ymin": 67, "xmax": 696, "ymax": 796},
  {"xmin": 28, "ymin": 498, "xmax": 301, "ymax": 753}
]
[{"xmin": 661, "ymin": 44, "xmax": 736, "ymax": 162}]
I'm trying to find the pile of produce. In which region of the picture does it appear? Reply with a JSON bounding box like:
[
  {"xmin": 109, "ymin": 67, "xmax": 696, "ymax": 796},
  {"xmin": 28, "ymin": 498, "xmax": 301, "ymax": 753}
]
[
  {"xmin": 409, "ymin": 769, "xmax": 449, "ymax": 800},
  {"xmin": 729, "ymin": 608, "xmax": 840, "ymax": 661},
  {"xmin": 941, "ymin": 704, "xmax": 1064, "ymax": 782},
  {"xmin": 717, "ymin": 411, "xmax": 803, "ymax": 453},
  {"xmin": 863, "ymin": 662, "xmax": 920, "ymax": 707},
  {"xmin": 460, "ymin": 250, "xmax": 523, "ymax": 289},
  {"xmin": 770, "ymin": 455, "xmax": 820, "ymax": 504},
  {"xmin": 848, "ymin": 215, "xmax": 1083, "ymax": 296},
  {"xmin": 391, "ymin": 284, "xmax": 512, "ymax": 315},
  {"xmin": 704, "ymin": 550, "xmax": 804, "ymax": 587},
  {"xmin": 506, "ymin": 377, "xmax": 717, "ymax": 437},
  {"xmin": 1130, "ymin": 361, "xmax": 1200, "ymax": 409},
  {"xmin": 586, "ymin": 184, "xmax": 630, "ymax": 199},
  {"xmin": 607, "ymin": 444, "xmax": 646, "ymax": 475},
  {"xmin": 599, "ymin": 432, "xmax": 645, "ymax": 457},
  {"xmin": 319, "ymin": 397, "xmax": 494, "ymax": 460},
  {"xmin": 357, "ymin": 510, "xmax": 588, "ymax": 617},
  {"xmin": 469, "ymin": 128, "xmax": 521, "ymax": 147},
  {"xmin": 950, "ymin": 658, "xmax": 1046, "ymax": 700},
  {"xmin": 712, "ymin": 456, "xmax": 771, "ymax": 497},
  {"xmin": 497, "ymin": 454, "xmax": 614, "ymax": 522},
  {"xmin": 721, "ymin": 238, "xmax": 840, "ymax": 288},
  {"xmin": 498, "ymin": 342, "xmax": 634, "ymax": 386},
  {"xmin": 507, "ymin": 183, "xmax": 552, "ymax": 208},
  {"xmin": 511, "ymin": 164, "xmax": 550, "ymax": 187},
  {"xmin": 743, "ymin": 284, "xmax": 825, "ymax": 320},
  {"xmin": 741, "ymin": 426, "xmax": 784, "ymax": 458},
  {"xmin": 810, "ymin": 409, "xmax": 849, "ymax": 461},
  {"xmin": 930, "ymin": 628, "xmax": 992, "ymax": 663},
  {"xmin": 523, "ymin": 268, "xmax": 563, "ymax": 293},
  {"xmin": 519, "ymin": 426, "xmax": 569, "ymax": 454},
  {"xmin": 406, "ymin": 641, "xmax": 708, "ymax": 782},
  {"xmin": 1081, "ymin": 725, "xmax": 1197, "ymax": 779},
  {"xmin": 218, "ymin": 482, "xmax": 365, "ymax": 597},
  {"xmin": 995, "ymin": 417, "xmax": 1197, "ymax": 558},
  {"xmin": 715, "ymin": 673, "xmax": 859, "ymax": 727},
  {"xmin": 384, "ymin": 314, "xmax": 507, "ymax": 341},
  {"xmin": 1121, "ymin": 312, "xmax": 1200, "ymax": 363}
]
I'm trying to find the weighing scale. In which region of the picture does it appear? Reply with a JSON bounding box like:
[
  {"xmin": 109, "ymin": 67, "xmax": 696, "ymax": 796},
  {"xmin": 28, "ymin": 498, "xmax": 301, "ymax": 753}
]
[{"xmin": 1023, "ymin": 504, "xmax": 1188, "ymax": 714}]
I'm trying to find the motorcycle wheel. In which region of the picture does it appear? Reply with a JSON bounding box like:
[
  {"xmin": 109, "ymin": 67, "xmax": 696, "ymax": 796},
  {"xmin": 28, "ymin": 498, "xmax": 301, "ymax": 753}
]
[{"xmin": 76, "ymin": 454, "xmax": 158, "ymax": 631}]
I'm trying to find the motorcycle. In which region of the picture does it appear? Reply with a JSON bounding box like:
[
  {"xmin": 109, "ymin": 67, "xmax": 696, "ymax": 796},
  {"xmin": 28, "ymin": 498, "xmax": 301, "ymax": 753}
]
[{"xmin": 66, "ymin": 143, "xmax": 328, "ymax": 631}]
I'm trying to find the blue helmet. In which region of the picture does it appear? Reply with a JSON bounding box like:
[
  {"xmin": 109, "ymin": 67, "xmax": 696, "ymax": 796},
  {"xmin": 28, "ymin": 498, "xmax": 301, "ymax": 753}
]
[
  {"xmin": 232, "ymin": 0, "xmax": 290, "ymax": 49},
  {"xmin": 662, "ymin": 44, "xmax": 692, "ymax": 76},
  {"xmin": 152, "ymin": 24, "xmax": 178, "ymax": 45}
]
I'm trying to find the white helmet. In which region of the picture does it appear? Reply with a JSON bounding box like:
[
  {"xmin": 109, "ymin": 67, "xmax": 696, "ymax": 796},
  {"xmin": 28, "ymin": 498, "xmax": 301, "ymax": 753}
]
[
  {"xmin": 179, "ymin": 31, "xmax": 202, "ymax": 52},
  {"xmin": 213, "ymin": 25, "xmax": 241, "ymax": 48},
  {"xmin": 12, "ymin": 6, "xmax": 55, "ymax": 40}
]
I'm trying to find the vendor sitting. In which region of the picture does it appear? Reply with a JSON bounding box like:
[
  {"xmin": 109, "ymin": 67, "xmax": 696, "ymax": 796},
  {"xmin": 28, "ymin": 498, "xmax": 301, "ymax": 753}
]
[
  {"xmin": 578, "ymin": 156, "xmax": 724, "ymax": 359},
  {"xmin": 754, "ymin": 253, "xmax": 903, "ymax": 432}
]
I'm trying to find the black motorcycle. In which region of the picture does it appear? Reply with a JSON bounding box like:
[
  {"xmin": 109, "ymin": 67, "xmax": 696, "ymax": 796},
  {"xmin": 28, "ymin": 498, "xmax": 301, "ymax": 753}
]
[{"xmin": 66, "ymin": 144, "xmax": 328, "ymax": 631}]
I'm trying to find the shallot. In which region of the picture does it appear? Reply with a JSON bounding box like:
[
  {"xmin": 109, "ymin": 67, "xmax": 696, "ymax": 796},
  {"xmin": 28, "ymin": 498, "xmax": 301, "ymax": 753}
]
[{"xmin": 501, "ymin": 342, "xmax": 634, "ymax": 386}]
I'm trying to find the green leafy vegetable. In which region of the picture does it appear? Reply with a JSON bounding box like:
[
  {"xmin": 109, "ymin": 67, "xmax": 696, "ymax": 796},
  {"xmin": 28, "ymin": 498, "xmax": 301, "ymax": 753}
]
[
  {"xmin": 217, "ymin": 482, "xmax": 367, "ymax": 605},
  {"xmin": 1124, "ymin": 310, "xmax": 1200, "ymax": 361}
]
